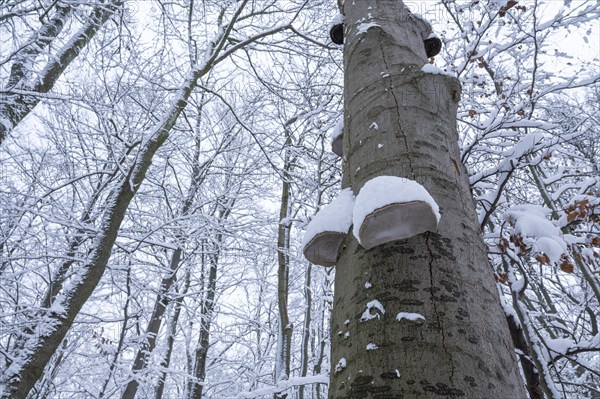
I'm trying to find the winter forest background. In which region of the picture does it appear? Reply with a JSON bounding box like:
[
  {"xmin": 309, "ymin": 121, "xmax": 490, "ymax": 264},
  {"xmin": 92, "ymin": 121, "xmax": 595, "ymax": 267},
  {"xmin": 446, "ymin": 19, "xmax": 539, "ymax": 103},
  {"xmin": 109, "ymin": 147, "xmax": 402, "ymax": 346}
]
[{"xmin": 0, "ymin": 0, "xmax": 599, "ymax": 398}]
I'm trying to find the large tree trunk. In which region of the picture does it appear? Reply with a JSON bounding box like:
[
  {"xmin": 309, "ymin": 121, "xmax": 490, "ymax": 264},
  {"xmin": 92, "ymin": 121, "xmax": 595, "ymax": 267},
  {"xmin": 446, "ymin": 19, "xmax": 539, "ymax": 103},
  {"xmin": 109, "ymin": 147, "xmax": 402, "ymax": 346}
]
[{"xmin": 329, "ymin": 1, "xmax": 526, "ymax": 398}]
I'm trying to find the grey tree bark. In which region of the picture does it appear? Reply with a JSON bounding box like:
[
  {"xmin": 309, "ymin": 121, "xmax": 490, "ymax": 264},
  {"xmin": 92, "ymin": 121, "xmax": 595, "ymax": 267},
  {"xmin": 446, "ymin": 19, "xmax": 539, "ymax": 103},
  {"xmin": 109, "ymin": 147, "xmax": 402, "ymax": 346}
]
[
  {"xmin": 275, "ymin": 119, "xmax": 295, "ymax": 387},
  {"xmin": 188, "ymin": 199, "xmax": 234, "ymax": 399},
  {"xmin": 329, "ymin": 1, "xmax": 526, "ymax": 398},
  {"xmin": 298, "ymin": 262, "xmax": 312, "ymax": 399},
  {"xmin": 121, "ymin": 245, "xmax": 185, "ymax": 399},
  {"xmin": 155, "ymin": 270, "xmax": 190, "ymax": 399}
]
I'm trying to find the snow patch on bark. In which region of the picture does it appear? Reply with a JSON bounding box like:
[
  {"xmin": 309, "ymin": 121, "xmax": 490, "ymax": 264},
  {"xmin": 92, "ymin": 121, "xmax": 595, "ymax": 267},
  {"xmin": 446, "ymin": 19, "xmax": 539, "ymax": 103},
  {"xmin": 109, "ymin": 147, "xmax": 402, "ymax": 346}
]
[
  {"xmin": 366, "ymin": 342, "xmax": 378, "ymax": 350},
  {"xmin": 330, "ymin": 119, "xmax": 343, "ymax": 141},
  {"xmin": 421, "ymin": 63, "xmax": 455, "ymax": 77},
  {"xmin": 396, "ymin": 312, "xmax": 426, "ymax": 322},
  {"xmin": 335, "ymin": 357, "xmax": 347, "ymax": 373},
  {"xmin": 361, "ymin": 299, "xmax": 385, "ymax": 321},
  {"xmin": 356, "ymin": 22, "xmax": 380, "ymax": 35}
]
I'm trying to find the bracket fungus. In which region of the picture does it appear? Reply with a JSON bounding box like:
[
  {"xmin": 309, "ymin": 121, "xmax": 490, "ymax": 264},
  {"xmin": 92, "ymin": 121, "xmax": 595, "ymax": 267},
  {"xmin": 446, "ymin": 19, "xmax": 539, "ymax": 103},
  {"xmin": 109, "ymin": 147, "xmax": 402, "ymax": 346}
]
[
  {"xmin": 423, "ymin": 36, "xmax": 442, "ymax": 58},
  {"xmin": 353, "ymin": 176, "xmax": 440, "ymax": 249},
  {"xmin": 330, "ymin": 23, "xmax": 344, "ymax": 45},
  {"xmin": 331, "ymin": 134, "xmax": 343, "ymax": 157},
  {"xmin": 303, "ymin": 231, "xmax": 347, "ymax": 267},
  {"xmin": 302, "ymin": 188, "xmax": 355, "ymax": 266},
  {"xmin": 330, "ymin": 119, "xmax": 344, "ymax": 157}
]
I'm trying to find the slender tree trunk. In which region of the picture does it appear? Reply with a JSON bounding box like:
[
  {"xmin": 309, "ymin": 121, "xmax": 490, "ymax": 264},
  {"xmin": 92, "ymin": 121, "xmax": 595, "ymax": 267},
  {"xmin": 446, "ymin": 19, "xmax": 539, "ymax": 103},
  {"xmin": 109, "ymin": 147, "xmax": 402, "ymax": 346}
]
[
  {"xmin": 188, "ymin": 200, "xmax": 235, "ymax": 399},
  {"xmin": 300, "ymin": 134, "xmax": 330, "ymax": 399},
  {"xmin": 123, "ymin": 103, "xmax": 223, "ymax": 399},
  {"xmin": 121, "ymin": 248, "xmax": 183, "ymax": 399},
  {"xmin": 505, "ymin": 297, "xmax": 545, "ymax": 399},
  {"xmin": 329, "ymin": 1, "xmax": 526, "ymax": 398},
  {"xmin": 6, "ymin": 3, "xmax": 73, "ymax": 89},
  {"xmin": 3, "ymin": 143, "xmax": 162, "ymax": 399},
  {"xmin": 99, "ymin": 265, "xmax": 134, "ymax": 399},
  {"xmin": 275, "ymin": 124, "xmax": 294, "ymax": 387},
  {"xmin": 155, "ymin": 269, "xmax": 191, "ymax": 399},
  {"xmin": 188, "ymin": 241, "xmax": 220, "ymax": 399},
  {"xmin": 298, "ymin": 263, "xmax": 312, "ymax": 399},
  {"xmin": 42, "ymin": 146, "xmax": 140, "ymax": 309},
  {"xmin": 313, "ymin": 278, "xmax": 331, "ymax": 399},
  {"xmin": 30, "ymin": 339, "xmax": 68, "ymax": 399}
]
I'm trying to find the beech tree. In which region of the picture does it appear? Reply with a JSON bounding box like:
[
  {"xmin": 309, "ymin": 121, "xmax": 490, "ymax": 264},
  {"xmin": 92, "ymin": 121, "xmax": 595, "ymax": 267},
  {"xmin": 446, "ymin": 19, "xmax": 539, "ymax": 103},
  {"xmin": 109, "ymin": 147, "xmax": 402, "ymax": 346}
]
[{"xmin": 328, "ymin": 1, "xmax": 526, "ymax": 397}]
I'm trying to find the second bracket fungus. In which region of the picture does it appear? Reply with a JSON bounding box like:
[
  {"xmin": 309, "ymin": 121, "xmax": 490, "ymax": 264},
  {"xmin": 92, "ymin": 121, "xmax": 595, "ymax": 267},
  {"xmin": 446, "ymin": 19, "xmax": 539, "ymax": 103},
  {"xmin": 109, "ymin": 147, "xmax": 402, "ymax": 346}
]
[
  {"xmin": 330, "ymin": 119, "xmax": 344, "ymax": 157},
  {"xmin": 302, "ymin": 188, "xmax": 355, "ymax": 266}
]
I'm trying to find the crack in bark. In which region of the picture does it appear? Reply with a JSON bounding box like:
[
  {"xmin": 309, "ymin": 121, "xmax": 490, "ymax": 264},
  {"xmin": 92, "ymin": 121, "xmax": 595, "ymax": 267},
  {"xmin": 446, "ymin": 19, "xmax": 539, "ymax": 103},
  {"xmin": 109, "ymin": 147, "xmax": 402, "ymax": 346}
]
[
  {"xmin": 425, "ymin": 233, "xmax": 456, "ymax": 383},
  {"xmin": 378, "ymin": 32, "xmax": 416, "ymax": 180}
]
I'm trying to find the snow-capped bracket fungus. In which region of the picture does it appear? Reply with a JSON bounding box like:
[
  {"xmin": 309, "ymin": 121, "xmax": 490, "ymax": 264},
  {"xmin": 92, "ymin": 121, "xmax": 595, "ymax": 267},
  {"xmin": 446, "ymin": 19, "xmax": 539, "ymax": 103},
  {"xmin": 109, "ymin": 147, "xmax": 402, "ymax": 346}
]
[
  {"xmin": 302, "ymin": 188, "xmax": 355, "ymax": 266},
  {"xmin": 353, "ymin": 176, "xmax": 440, "ymax": 249}
]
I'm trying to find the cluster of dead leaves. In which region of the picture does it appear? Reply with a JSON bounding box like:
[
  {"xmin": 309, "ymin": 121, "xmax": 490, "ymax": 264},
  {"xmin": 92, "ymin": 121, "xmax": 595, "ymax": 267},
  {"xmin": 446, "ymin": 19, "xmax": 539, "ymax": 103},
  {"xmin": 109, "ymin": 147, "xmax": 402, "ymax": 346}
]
[
  {"xmin": 498, "ymin": 234, "xmax": 536, "ymax": 258},
  {"xmin": 499, "ymin": 1, "xmax": 527, "ymax": 17},
  {"xmin": 494, "ymin": 272, "xmax": 509, "ymax": 284},
  {"xmin": 564, "ymin": 197, "xmax": 600, "ymax": 224},
  {"xmin": 497, "ymin": 235, "xmax": 576, "ymax": 273}
]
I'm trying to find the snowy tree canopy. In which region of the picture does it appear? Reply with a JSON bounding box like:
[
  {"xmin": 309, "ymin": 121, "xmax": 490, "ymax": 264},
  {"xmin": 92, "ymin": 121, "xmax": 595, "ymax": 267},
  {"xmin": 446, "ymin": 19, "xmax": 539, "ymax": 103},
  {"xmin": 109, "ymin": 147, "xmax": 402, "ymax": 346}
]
[{"xmin": 0, "ymin": 0, "xmax": 598, "ymax": 398}]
